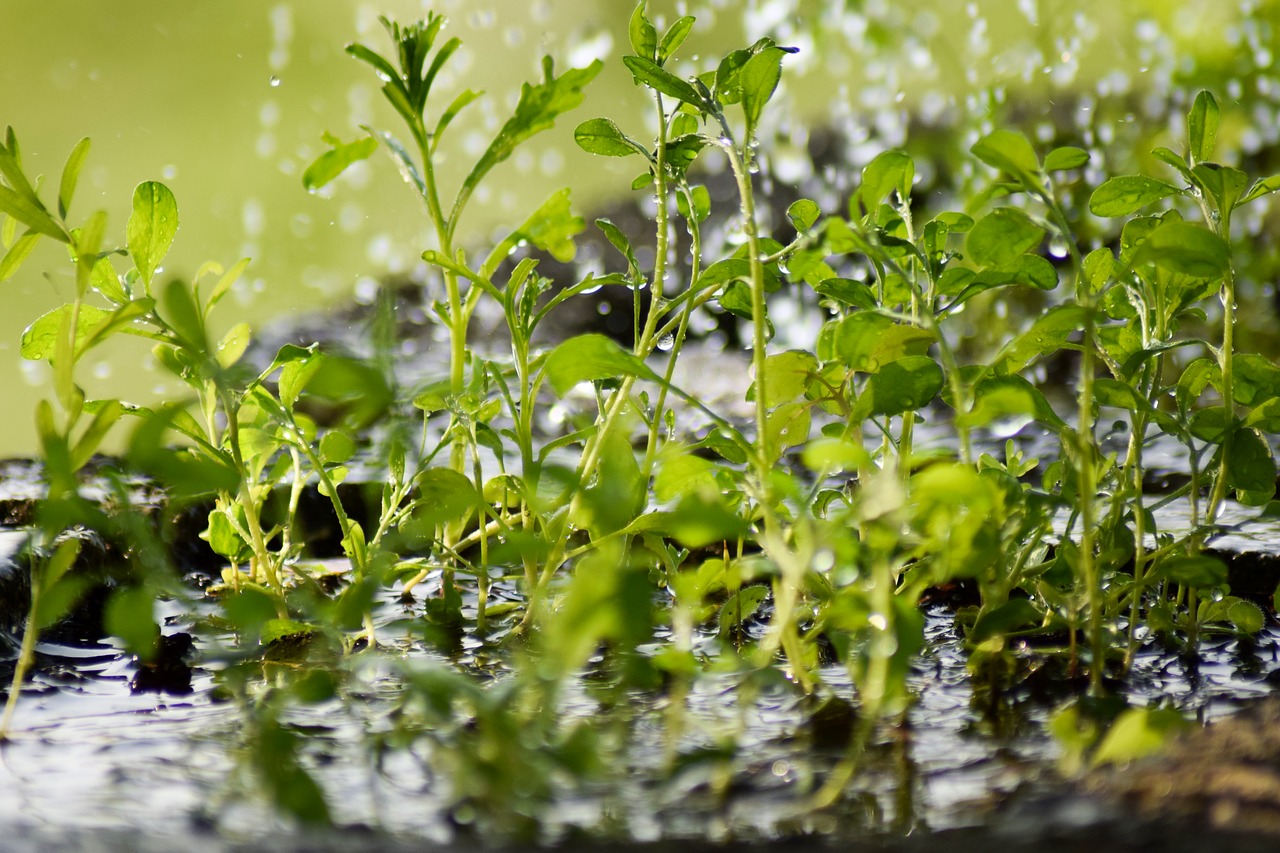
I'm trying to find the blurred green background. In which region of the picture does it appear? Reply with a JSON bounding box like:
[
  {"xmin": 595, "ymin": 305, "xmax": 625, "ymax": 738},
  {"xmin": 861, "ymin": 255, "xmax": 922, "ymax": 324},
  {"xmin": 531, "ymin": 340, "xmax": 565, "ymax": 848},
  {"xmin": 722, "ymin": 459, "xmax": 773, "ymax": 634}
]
[{"xmin": 3, "ymin": 0, "xmax": 1278, "ymax": 457}]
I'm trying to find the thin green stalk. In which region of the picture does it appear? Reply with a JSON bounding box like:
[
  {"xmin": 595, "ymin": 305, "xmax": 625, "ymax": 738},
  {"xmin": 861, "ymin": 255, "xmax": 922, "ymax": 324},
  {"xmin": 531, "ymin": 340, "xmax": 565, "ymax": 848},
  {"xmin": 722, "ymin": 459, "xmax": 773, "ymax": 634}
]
[{"xmin": 0, "ymin": 558, "xmax": 41, "ymax": 741}]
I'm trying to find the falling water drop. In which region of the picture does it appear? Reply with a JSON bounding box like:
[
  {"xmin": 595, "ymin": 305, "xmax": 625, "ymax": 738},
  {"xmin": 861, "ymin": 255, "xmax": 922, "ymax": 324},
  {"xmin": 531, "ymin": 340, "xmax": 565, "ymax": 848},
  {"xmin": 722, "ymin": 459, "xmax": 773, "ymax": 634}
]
[{"xmin": 269, "ymin": 76, "xmax": 281, "ymax": 87}]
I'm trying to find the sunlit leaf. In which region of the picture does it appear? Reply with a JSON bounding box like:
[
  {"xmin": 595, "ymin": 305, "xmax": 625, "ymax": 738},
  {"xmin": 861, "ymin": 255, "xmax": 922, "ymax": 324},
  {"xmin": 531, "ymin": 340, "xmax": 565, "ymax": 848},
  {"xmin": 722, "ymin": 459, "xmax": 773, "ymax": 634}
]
[
  {"xmin": 865, "ymin": 356, "xmax": 944, "ymax": 416},
  {"xmin": 1132, "ymin": 220, "xmax": 1229, "ymax": 279},
  {"xmin": 1187, "ymin": 90, "xmax": 1219, "ymax": 165},
  {"xmin": 127, "ymin": 181, "xmax": 178, "ymax": 288},
  {"xmin": 544, "ymin": 333, "xmax": 658, "ymax": 395},
  {"xmin": 57, "ymin": 137, "xmax": 91, "ymax": 219},
  {"xmin": 302, "ymin": 133, "xmax": 378, "ymax": 191},
  {"xmin": 1089, "ymin": 175, "xmax": 1180, "ymax": 217},
  {"xmin": 622, "ymin": 55, "xmax": 702, "ymax": 105},
  {"xmin": 1091, "ymin": 707, "xmax": 1188, "ymax": 768},
  {"xmin": 574, "ymin": 117, "xmax": 646, "ymax": 157},
  {"xmin": 966, "ymin": 207, "xmax": 1045, "ymax": 267},
  {"xmin": 971, "ymin": 129, "xmax": 1040, "ymax": 179},
  {"xmin": 1043, "ymin": 146, "xmax": 1089, "ymax": 172}
]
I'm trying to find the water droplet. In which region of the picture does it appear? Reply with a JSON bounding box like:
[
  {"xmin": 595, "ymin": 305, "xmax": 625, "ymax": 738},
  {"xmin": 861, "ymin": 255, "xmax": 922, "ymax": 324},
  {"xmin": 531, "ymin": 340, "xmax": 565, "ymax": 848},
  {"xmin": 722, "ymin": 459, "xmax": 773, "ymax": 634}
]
[
  {"xmin": 657, "ymin": 334, "xmax": 675, "ymax": 351},
  {"xmin": 1049, "ymin": 237, "xmax": 1069, "ymax": 259},
  {"xmin": 269, "ymin": 76, "xmax": 281, "ymax": 87}
]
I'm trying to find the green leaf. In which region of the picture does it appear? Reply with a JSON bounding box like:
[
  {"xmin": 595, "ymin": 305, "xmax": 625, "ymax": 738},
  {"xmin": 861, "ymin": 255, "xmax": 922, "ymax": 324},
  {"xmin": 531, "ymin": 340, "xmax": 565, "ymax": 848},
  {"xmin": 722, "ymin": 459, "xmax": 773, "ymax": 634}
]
[
  {"xmin": 161, "ymin": 279, "xmax": 206, "ymax": 351},
  {"xmin": 676, "ymin": 184, "xmax": 711, "ymax": 223},
  {"xmin": 1226, "ymin": 426, "xmax": 1276, "ymax": 496},
  {"xmin": 992, "ymin": 304, "xmax": 1087, "ymax": 374},
  {"xmin": 1043, "ymin": 146, "xmax": 1090, "ymax": 172},
  {"xmin": 1187, "ymin": 90, "xmax": 1219, "ymax": 165},
  {"xmin": 669, "ymin": 491, "xmax": 750, "ymax": 547},
  {"xmin": 865, "ymin": 356, "xmax": 944, "ymax": 416},
  {"xmin": 21, "ymin": 303, "xmax": 111, "ymax": 361},
  {"xmin": 969, "ymin": 254, "xmax": 1058, "ymax": 291},
  {"xmin": 1132, "ymin": 220, "xmax": 1229, "ymax": 279},
  {"xmin": 345, "ymin": 42, "xmax": 411, "ymax": 111},
  {"xmin": 574, "ymin": 427, "xmax": 646, "ymax": 537},
  {"xmin": 432, "ymin": 88, "xmax": 482, "ymax": 153},
  {"xmin": 718, "ymin": 585, "xmax": 769, "ymax": 638},
  {"xmin": 763, "ymin": 400, "xmax": 811, "ymax": 460},
  {"xmin": 319, "ymin": 430, "xmax": 357, "ymax": 465},
  {"xmin": 801, "ymin": 436, "xmax": 869, "ymax": 474},
  {"xmin": 740, "ymin": 44, "xmax": 789, "ymax": 137},
  {"xmin": 655, "ymin": 451, "xmax": 718, "ymax": 503},
  {"xmin": 369, "ymin": 128, "xmax": 426, "ymax": 197},
  {"xmin": 1091, "ymin": 708, "xmax": 1188, "ymax": 768},
  {"xmin": 827, "ymin": 313, "xmax": 934, "ymax": 372},
  {"xmin": 1192, "ymin": 163, "xmax": 1248, "ymax": 220},
  {"xmin": 971, "ymin": 129, "xmax": 1040, "ymax": 179},
  {"xmin": 968, "ymin": 598, "xmax": 1043, "ymax": 644},
  {"xmin": 1089, "ymin": 175, "xmax": 1181, "ymax": 217},
  {"xmin": 510, "ymin": 188, "xmax": 585, "ymax": 263},
  {"xmin": 1233, "ymin": 354, "xmax": 1280, "ymax": 407},
  {"xmin": 1083, "ymin": 247, "xmax": 1114, "ymax": 292},
  {"xmin": 597, "ymin": 218, "xmax": 642, "ymax": 279},
  {"xmin": 544, "ymin": 334, "xmax": 658, "ymax": 395},
  {"xmin": 787, "ymin": 198, "xmax": 821, "ymax": 232},
  {"xmin": 960, "ymin": 375, "xmax": 1066, "ymax": 430},
  {"xmin": 70, "ymin": 399, "xmax": 123, "ymax": 471},
  {"xmin": 1240, "ymin": 174, "xmax": 1280, "ymax": 205},
  {"xmin": 814, "ymin": 277, "xmax": 877, "ymax": 310},
  {"xmin": 461, "ymin": 57, "xmax": 602, "ymax": 211},
  {"xmin": 261, "ymin": 618, "xmax": 318, "ymax": 647},
  {"xmin": 205, "ymin": 257, "xmax": 251, "ymax": 315},
  {"xmin": 758, "ymin": 350, "xmax": 817, "ymax": 407},
  {"xmin": 302, "ymin": 133, "xmax": 377, "ymax": 191},
  {"xmin": 0, "ymin": 127, "xmax": 40, "ymax": 205},
  {"xmin": 966, "ymin": 207, "xmax": 1045, "ymax": 267},
  {"xmin": 0, "ymin": 230, "xmax": 40, "ymax": 281},
  {"xmin": 860, "ymin": 150, "xmax": 913, "ymax": 212},
  {"xmin": 658, "ymin": 16, "xmax": 696, "ymax": 63},
  {"xmin": 0, "ymin": 184, "xmax": 66, "ymax": 241},
  {"xmin": 1162, "ymin": 555, "xmax": 1227, "ymax": 588},
  {"xmin": 127, "ymin": 181, "xmax": 179, "ymax": 288},
  {"xmin": 622, "ymin": 55, "xmax": 702, "ymax": 105},
  {"xmin": 628, "ymin": 2, "xmax": 658, "ymax": 59},
  {"xmin": 1227, "ymin": 598, "xmax": 1265, "ymax": 634},
  {"xmin": 104, "ymin": 586, "xmax": 159, "ymax": 661},
  {"xmin": 1152, "ymin": 146, "xmax": 1195, "ymax": 183},
  {"xmin": 34, "ymin": 574, "xmax": 90, "ymax": 632},
  {"xmin": 409, "ymin": 468, "xmax": 480, "ymax": 533},
  {"xmin": 574, "ymin": 117, "xmax": 646, "ymax": 157},
  {"xmin": 57, "ymin": 137, "xmax": 91, "ymax": 219}
]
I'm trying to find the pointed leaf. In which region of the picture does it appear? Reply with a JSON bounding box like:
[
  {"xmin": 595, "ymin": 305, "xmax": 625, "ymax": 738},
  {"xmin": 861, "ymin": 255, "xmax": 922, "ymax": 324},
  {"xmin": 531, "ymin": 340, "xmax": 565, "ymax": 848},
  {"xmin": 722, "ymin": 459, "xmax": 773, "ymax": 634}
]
[
  {"xmin": 544, "ymin": 333, "xmax": 658, "ymax": 395},
  {"xmin": 302, "ymin": 133, "xmax": 377, "ymax": 191},
  {"xmin": 1043, "ymin": 146, "xmax": 1089, "ymax": 172},
  {"xmin": 1187, "ymin": 90, "xmax": 1219, "ymax": 165},
  {"xmin": 127, "ymin": 181, "xmax": 178, "ymax": 287},
  {"xmin": 460, "ymin": 58, "xmax": 602, "ymax": 214},
  {"xmin": 1089, "ymin": 175, "xmax": 1180, "ymax": 217},
  {"xmin": 658, "ymin": 16, "xmax": 696, "ymax": 63},
  {"xmin": 1132, "ymin": 221, "xmax": 1229, "ymax": 279},
  {"xmin": 622, "ymin": 55, "xmax": 702, "ymax": 105},
  {"xmin": 0, "ymin": 229, "xmax": 40, "ymax": 281},
  {"xmin": 628, "ymin": 2, "xmax": 658, "ymax": 59},
  {"xmin": 0, "ymin": 185, "xmax": 66, "ymax": 241},
  {"xmin": 966, "ymin": 207, "xmax": 1045, "ymax": 267},
  {"xmin": 971, "ymin": 130, "xmax": 1040, "ymax": 179},
  {"xmin": 57, "ymin": 137, "xmax": 91, "ymax": 219}
]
